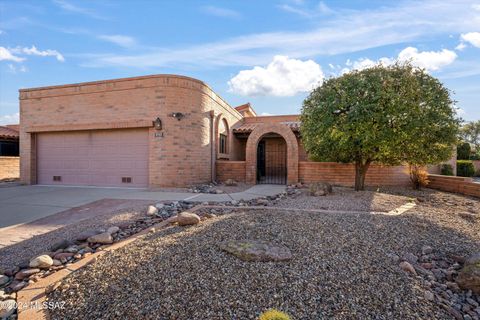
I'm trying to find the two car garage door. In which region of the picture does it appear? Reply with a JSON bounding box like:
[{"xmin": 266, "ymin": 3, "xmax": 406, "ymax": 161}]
[{"xmin": 37, "ymin": 129, "xmax": 148, "ymax": 187}]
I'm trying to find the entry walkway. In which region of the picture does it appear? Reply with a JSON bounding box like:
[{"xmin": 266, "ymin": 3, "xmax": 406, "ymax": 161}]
[{"xmin": 0, "ymin": 184, "xmax": 286, "ymax": 229}]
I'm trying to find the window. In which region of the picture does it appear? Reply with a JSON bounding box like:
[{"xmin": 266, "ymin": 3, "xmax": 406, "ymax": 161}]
[
  {"xmin": 218, "ymin": 119, "xmax": 229, "ymax": 155},
  {"xmin": 219, "ymin": 134, "xmax": 227, "ymax": 154}
]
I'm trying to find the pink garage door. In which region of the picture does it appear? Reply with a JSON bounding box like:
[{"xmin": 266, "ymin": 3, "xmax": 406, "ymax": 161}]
[{"xmin": 37, "ymin": 129, "xmax": 149, "ymax": 187}]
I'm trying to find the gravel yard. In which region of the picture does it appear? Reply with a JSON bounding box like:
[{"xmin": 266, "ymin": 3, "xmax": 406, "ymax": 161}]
[
  {"xmin": 273, "ymin": 186, "xmax": 412, "ymax": 212},
  {"xmin": 47, "ymin": 193, "xmax": 479, "ymax": 320}
]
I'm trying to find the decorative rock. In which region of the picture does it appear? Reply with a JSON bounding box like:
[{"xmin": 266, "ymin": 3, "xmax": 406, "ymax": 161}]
[
  {"xmin": 424, "ymin": 290, "xmax": 435, "ymax": 301},
  {"xmin": 224, "ymin": 179, "xmax": 238, "ymax": 186},
  {"xmin": 50, "ymin": 239, "xmax": 74, "ymax": 252},
  {"xmin": 403, "ymin": 253, "xmax": 418, "ymax": 264},
  {"xmin": 0, "ymin": 299, "xmax": 16, "ymax": 319},
  {"xmin": 107, "ymin": 226, "xmax": 120, "ymax": 234},
  {"xmin": 10, "ymin": 281, "xmax": 27, "ymax": 292},
  {"xmin": 399, "ymin": 261, "xmax": 417, "ymax": 275},
  {"xmin": 177, "ymin": 212, "xmax": 201, "ymax": 226},
  {"xmin": 215, "ymin": 189, "xmax": 224, "ymax": 194},
  {"xmin": 457, "ymin": 260, "xmax": 480, "ymax": 294},
  {"xmin": 52, "ymin": 259, "xmax": 62, "ymax": 266},
  {"xmin": 0, "ymin": 275, "xmax": 9, "ymax": 287},
  {"xmin": 147, "ymin": 205, "xmax": 159, "ymax": 215},
  {"xmin": 76, "ymin": 229, "xmax": 103, "ymax": 242},
  {"xmin": 54, "ymin": 252, "xmax": 74, "ymax": 260},
  {"xmin": 29, "ymin": 255, "xmax": 53, "ymax": 269},
  {"xmin": 87, "ymin": 232, "xmax": 113, "ymax": 244},
  {"xmin": 308, "ymin": 182, "xmax": 332, "ymax": 196},
  {"xmin": 15, "ymin": 268, "xmax": 40, "ymax": 280},
  {"xmin": 446, "ymin": 281, "xmax": 461, "ymax": 292},
  {"xmin": 422, "ymin": 245, "xmax": 433, "ymax": 255},
  {"xmin": 256, "ymin": 198, "xmax": 269, "ymax": 205},
  {"xmin": 220, "ymin": 240, "xmax": 292, "ymax": 262},
  {"xmin": 204, "ymin": 213, "xmax": 217, "ymax": 219}
]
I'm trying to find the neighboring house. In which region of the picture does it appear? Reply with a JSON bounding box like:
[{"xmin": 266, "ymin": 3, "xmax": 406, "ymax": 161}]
[
  {"xmin": 19, "ymin": 74, "xmax": 410, "ymax": 188},
  {"xmin": 0, "ymin": 125, "xmax": 19, "ymax": 156},
  {"xmin": 0, "ymin": 124, "xmax": 20, "ymax": 180}
]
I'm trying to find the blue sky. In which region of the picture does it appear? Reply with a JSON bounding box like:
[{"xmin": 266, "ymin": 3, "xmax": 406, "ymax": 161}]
[{"xmin": 0, "ymin": 0, "xmax": 479, "ymax": 125}]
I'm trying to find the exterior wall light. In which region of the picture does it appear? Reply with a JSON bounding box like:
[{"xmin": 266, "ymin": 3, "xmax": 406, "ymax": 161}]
[
  {"xmin": 171, "ymin": 112, "xmax": 185, "ymax": 121},
  {"xmin": 153, "ymin": 117, "xmax": 163, "ymax": 130}
]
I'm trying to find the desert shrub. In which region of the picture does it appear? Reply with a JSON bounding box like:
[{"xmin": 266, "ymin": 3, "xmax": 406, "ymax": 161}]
[
  {"xmin": 258, "ymin": 309, "xmax": 290, "ymax": 320},
  {"xmin": 440, "ymin": 164, "xmax": 454, "ymax": 176},
  {"xmin": 457, "ymin": 160, "xmax": 475, "ymax": 177},
  {"xmin": 409, "ymin": 165, "xmax": 429, "ymax": 189},
  {"xmin": 457, "ymin": 142, "xmax": 471, "ymax": 160}
]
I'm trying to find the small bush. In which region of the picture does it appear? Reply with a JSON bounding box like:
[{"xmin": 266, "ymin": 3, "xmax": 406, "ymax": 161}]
[
  {"xmin": 457, "ymin": 142, "xmax": 471, "ymax": 160},
  {"xmin": 409, "ymin": 165, "xmax": 429, "ymax": 189},
  {"xmin": 440, "ymin": 164, "xmax": 454, "ymax": 176},
  {"xmin": 258, "ymin": 309, "xmax": 290, "ymax": 320},
  {"xmin": 470, "ymin": 153, "xmax": 480, "ymax": 160},
  {"xmin": 457, "ymin": 160, "xmax": 475, "ymax": 177}
]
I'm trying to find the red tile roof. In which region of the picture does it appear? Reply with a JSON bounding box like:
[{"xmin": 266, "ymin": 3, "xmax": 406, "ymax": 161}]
[
  {"xmin": 0, "ymin": 125, "xmax": 19, "ymax": 139},
  {"xmin": 233, "ymin": 121, "xmax": 300, "ymax": 133}
]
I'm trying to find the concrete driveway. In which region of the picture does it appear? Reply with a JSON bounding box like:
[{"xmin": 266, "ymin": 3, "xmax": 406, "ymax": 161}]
[{"xmin": 0, "ymin": 184, "xmax": 285, "ymax": 229}]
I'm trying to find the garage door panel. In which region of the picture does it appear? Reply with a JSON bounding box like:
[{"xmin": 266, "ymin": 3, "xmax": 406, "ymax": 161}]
[{"xmin": 37, "ymin": 129, "xmax": 149, "ymax": 187}]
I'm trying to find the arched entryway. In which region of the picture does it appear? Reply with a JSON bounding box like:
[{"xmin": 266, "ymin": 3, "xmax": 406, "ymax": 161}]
[
  {"xmin": 256, "ymin": 133, "xmax": 287, "ymax": 184},
  {"xmin": 245, "ymin": 123, "xmax": 299, "ymax": 185}
]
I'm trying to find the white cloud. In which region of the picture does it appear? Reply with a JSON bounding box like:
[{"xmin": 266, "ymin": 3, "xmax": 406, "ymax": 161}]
[
  {"xmin": 278, "ymin": 1, "xmax": 333, "ymax": 17},
  {"xmin": 201, "ymin": 6, "xmax": 241, "ymax": 19},
  {"xmin": 52, "ymin": 0, "xmax": 107, "ymax": 20},
  {"xmin": 0, "ymin": 113, "xmax": 19, "ymax": 125},
  {"xmin": 228, "ymin": 55, "xmax": 323, "ymax": 96},
  {"xmin": 19, "ymin": 45, "xmax": 65, "ymax": 62},
  {"xmin": 7, "ymin": 64, "xmax": 27, "ymax": 73},
  {"xmin": 344, "ymin": 47, "xmax": 456, "ymax": 73},
  {"xmin": 460, "ymin": 32, "xmax": 480, "ymax": 48},
  {"xmin": 397, "ymin": 47, "xmax": 457, "ymax": 71},
  {"xmin": 98, "ymin": 35, "xmax": 136, "ymax": 48},
  {"xmin": 260, "ymin": 112, "xmax": 274, "ymax": 116},
  {"xmin": 85, "ymin": 1, "xmax": 479, "ymax": 69},
  {"xmin": 0, "ymin": 47, "xmax": 24, "ymax": 62},
  {"xmin": 455, "ymin": 42, "xmax": 467, "ymax": 51}
]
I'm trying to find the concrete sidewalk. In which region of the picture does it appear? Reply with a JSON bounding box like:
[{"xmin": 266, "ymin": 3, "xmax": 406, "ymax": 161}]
[{"xmin": 0, "ymin": 184, "xmax": 285, "ymax": 229}]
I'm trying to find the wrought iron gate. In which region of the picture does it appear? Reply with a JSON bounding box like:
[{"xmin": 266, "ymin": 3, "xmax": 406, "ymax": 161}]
[{"xmin": 257, "ymin": 139, "xmax": 287, "ymax": 184}]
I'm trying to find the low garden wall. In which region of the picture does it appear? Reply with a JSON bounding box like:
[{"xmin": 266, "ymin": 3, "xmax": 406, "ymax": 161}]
[
  {"xmin": 0, "ymin": 156, "xmax": 20, "ymax": 180},
  {"xmin": 299, "ymin": 162, "xmax": 411, "ymax": 187},
  {"xmin": 216, "ymin": 160, "xmax": 246, "ymax": 183},
  {"xmin": 427, "ymin": 174, "xmax": 480, "ymax": 198}
]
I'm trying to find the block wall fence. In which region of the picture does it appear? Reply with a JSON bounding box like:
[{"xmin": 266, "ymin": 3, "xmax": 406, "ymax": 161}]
[
  {"xmin": 0, "ymin": 156, "xmax": 20, "ymax": 180},
  {"xmin": 427, "ymin": 174, "xmax": 480, "ymax": 198}
]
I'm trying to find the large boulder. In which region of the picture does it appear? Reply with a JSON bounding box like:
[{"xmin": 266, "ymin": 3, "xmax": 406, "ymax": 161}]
[
  {"xmin": 177, "ymin": 212, "xmax": 201, "ymax": 226},
  {"xmin": 29, "ymin": 255, "xmax": 53, "ymax": 269},
  {"xmin": 220, "ymin": 240, "xmax": 292, "ymax": 262},
  {"xmin": 308, "ymin": 182, "xmax": 333, "ymax": 196},
  {"xmin": 456, "ymin": 253, "xmax": 480, "ymax": 294}
]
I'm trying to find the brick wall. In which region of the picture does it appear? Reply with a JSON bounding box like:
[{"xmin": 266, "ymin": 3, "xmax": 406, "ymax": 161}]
[
  {"xmin": 299, "ymin": 162, "xmax": 411, "ymax": 187},
  {"xmin": 0, "ymin": 156, "xmax": 20, "ymax": 180},
  {"xmin": 427, "ymin": 174, "xmax": 480, "ymax": 198},
  {"xmin": 216, "ymin": 160, "xmax": 246, "ymax": 182}
]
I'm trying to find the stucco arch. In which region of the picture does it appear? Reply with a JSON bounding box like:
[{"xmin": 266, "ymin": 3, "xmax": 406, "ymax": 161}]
[{"xmin": 245, "ymin": 123, "xmax": 299, "ymax": 185}]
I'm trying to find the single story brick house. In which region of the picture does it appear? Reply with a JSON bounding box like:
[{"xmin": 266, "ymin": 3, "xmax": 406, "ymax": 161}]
[{"xmin": 19, "ymin": 74, "xmax": 411, "ymax": 188}]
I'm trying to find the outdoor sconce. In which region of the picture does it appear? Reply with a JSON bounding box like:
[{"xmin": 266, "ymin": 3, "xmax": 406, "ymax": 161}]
[
  {"xmin": 171, "ymin": 112, "xmax": 185, "ymax": 121},
  {"xmin": 153, "ymin": 117, "xmax": 163, "ymax": 130}
]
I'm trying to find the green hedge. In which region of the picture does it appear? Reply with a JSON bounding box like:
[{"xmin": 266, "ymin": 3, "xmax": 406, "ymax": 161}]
[
  {"xmin": 441, "ymin": 164, "xmax": 454, "ymax": 176},
  {"xmin": 457, "ymin": 142, "xmax": 471, "ymax": 160},
  {"xmin": 457, "ymin": 160, "xmax": 475, "ymax": 177}
]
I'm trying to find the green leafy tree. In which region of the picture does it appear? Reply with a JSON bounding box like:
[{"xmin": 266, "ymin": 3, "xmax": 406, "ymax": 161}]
[
  {"xmin": 301, "ymin": 63, "xmax": 459, "ymax": 191},
  {"xmin": 460, "ymin": 120, "xmax": 480, "ymax": 152},
  {"xmin": 457, "ymin": 142, "xmax": 471, "ymax": 160}
]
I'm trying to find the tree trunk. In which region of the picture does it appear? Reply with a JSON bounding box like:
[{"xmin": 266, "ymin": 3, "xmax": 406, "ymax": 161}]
[{"xmin": 354, "ymin": 160, "xmax": 371, "ymax": 191}]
